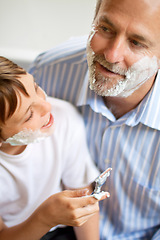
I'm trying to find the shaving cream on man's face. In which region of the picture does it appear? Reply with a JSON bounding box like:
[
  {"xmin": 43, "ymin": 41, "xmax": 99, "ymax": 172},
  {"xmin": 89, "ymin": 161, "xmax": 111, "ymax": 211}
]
[{"xmin": 87, "ymin": 26, "xmax": 159, "ymax": 98}]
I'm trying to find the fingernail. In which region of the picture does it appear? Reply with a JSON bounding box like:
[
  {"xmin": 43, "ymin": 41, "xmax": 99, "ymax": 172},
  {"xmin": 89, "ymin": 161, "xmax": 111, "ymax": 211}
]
[
  {"xmin": 106, "ymin": 193, "xmax": 110, "ymax": 198},
  {"xmin": 82, "ymin": 189, "xmax": 89, "ymax": 195}
]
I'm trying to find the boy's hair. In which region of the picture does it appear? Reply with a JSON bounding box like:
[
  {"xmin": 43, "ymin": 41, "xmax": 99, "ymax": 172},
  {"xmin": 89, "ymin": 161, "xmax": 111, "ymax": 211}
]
[{"xmin": 0, "ymin": 56, "xmax": 28, "ymax": 125}]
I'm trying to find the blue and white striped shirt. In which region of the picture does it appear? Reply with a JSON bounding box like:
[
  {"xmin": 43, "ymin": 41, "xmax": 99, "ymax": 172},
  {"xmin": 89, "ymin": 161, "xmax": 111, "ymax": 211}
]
[{"xmin": 29, "ymin": 36, "xmax": 160, "ymax": 240}]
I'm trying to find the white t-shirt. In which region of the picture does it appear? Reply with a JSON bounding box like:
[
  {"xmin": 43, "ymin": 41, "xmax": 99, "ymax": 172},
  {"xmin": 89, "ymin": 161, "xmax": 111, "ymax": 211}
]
[{"xmin": 0, "ymin": 97, "xmax": 99, "ymax": 227}]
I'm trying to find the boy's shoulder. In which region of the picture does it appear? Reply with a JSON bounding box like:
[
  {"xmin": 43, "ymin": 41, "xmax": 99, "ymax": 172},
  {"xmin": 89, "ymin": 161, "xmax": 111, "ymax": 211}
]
[
  {"xmin": 47, "ymin": 96, "xmax": 83, "ymax": 124},
  {"xmin": 47, "ymin": 96, "xmax": 86, "ymax": 143}
]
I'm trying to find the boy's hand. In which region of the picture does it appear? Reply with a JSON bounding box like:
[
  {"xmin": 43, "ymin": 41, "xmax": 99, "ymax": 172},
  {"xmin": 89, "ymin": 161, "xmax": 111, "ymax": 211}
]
[{"xmin": 35, "ymin": 189, "xmax": 109, "ymax": 228}]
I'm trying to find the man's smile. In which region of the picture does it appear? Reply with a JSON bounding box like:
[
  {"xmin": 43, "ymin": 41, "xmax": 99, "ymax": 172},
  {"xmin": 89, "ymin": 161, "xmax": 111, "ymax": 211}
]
[{"xmin": 95, "ymin": 61, "xmax": 124, "ymax": 79}]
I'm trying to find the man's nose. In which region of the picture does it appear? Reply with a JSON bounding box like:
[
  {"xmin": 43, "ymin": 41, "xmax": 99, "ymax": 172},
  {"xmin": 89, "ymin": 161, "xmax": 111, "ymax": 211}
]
[{"xmin": 104, "ymin": 36, "xmax": 126, "ymax": 64}]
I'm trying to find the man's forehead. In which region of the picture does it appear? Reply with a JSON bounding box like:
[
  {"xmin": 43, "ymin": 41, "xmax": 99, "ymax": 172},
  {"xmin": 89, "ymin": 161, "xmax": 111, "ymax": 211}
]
[
  {"xmin": 99, "ymin": 0, "xmax": 160, "ymax": 12},
  {"xmin": 96, "ymin": 0, "xmax": 160, "ymax": 27}
]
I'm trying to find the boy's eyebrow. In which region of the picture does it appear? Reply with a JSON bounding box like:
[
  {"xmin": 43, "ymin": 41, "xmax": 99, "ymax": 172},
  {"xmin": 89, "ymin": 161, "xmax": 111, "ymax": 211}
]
[
  {"xmin": 24, "ymin": 79, "xmax": 36, "ymax": 116},
  {"xmin": 20, "ymin": 78, "xmax": 36, "ymax": 119},
  {"xmin": 24, "ymin": 105, "xmax": 31, "ymax": 115}
]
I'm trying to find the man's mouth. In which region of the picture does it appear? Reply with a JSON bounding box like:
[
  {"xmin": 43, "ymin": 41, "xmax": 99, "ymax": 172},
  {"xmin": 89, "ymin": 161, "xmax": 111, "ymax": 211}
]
[
  {"xmin": 42, "ymin": 113, "xmax": 54, "ymax": 129},
  {"xmin": 102, "ymin": 65, "xmax": 118, "ymax": 74},
  {"xmin": 96, "ymin": 62, "xmax": 120, "ymax": 77},
  {"xmin": 95, "ymin": 60, "xmax": 126, "ymax": 78}
]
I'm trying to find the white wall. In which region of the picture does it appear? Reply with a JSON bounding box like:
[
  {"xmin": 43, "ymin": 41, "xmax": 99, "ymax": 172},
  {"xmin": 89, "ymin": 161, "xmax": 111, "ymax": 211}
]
[{"xmin": 0, "ymin": 0, "xmax": 96, "ymax": 69}]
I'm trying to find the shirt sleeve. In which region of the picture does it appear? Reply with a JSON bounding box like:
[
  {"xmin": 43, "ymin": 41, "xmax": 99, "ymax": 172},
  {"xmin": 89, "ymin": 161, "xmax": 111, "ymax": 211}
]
[{"xmin": 152, "ymin": 229, "xmax": 160, "ymax": 240}]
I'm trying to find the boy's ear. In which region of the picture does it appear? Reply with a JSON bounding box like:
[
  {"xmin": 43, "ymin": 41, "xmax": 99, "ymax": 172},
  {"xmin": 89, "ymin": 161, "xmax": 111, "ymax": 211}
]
[{"xmin": 0, "ymin": 142, "xmax": 2, "ymax": 147}]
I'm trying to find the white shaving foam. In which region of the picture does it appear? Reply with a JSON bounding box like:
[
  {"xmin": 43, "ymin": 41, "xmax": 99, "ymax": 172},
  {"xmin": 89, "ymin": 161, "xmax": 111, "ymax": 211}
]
[
  {"xmin": 92, "ymin": 191, "xmax": 110, "ymax": 200},
  {"xmin": 5, "ymin": 129, "xmax": 50, "ymax": 146},
  {"xmin": 87, "ymin": 25, "xmax": 97, "ymax": 85},
  {"xmin": 87, "ymin": 28, "xmax": 159, "ymax": 97}
]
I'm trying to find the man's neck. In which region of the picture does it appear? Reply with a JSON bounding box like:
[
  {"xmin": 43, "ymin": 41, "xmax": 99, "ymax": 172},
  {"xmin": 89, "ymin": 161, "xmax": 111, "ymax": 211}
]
[
  {"xmin": 103, "ymin": 76, "xmax": 155, "ymax": 119},
  {"xmin": 103, "ymin": 96, "xmax": 139, "ymax": 119}
]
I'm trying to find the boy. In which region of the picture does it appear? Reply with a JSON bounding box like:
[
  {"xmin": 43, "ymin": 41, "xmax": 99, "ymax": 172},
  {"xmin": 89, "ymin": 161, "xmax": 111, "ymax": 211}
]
[{"xmin": 0, "ymin": 56, "xmax": 109, "ymax": 240}]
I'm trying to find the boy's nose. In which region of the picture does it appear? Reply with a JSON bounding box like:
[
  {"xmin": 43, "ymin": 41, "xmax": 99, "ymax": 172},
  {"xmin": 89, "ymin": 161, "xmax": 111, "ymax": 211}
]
[{"xmin": 36, "ymin": 99, "xmax": 51, "ymax": 117}]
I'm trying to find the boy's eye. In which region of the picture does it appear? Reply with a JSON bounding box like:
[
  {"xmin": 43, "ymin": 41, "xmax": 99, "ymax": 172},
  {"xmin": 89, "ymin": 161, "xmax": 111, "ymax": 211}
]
[{"xmin": 25, "ymin": 110, "xmax": 33, "ymax": 122}]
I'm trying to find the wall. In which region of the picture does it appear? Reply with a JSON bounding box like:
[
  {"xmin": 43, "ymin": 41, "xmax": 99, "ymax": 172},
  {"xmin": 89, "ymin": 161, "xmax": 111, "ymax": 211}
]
[{"xmin": 0, "ymin": 0, "xmax": 96, "ymax": 69}]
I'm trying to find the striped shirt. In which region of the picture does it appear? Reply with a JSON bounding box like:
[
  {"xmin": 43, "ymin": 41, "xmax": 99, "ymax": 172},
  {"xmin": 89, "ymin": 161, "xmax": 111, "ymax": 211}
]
[{"xmin": 29, "ymin": 36, "xmax": 160, "ymax": 240}]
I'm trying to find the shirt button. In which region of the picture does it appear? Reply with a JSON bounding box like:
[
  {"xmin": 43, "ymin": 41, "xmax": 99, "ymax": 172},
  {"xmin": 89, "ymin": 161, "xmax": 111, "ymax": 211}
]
[{"xmin": 105, "ymin": 158, "xmax": 110, "ymax": 164}]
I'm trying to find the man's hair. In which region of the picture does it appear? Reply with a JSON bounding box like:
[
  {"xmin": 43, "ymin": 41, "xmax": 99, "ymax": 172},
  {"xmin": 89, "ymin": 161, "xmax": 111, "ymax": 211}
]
[
  {"xmin": 0, "ymin": 56, "xmax": 28, "ymax": 124},
  {"xmin": 94, "ymin": 0, "xmax": 102, "ymax": 19}
]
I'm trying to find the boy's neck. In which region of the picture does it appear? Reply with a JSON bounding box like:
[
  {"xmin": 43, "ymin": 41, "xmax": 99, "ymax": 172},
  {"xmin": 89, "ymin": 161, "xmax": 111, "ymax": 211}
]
[{"xmin": 0, "ymin": 144, "xmax": 27, "ymax": 155}]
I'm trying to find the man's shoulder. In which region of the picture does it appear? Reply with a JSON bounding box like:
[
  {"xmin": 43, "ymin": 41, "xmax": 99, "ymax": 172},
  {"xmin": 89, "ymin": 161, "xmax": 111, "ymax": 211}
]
[{"xmin": 30, "ymin": 35, "xmax": 88, "ymax": 70}]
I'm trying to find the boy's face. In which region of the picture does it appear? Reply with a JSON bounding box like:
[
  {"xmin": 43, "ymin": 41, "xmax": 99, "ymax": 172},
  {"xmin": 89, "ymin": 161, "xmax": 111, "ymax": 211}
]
[{"xmin": 1, "ymin": 73, "xmax": 54, "ymax": 145}]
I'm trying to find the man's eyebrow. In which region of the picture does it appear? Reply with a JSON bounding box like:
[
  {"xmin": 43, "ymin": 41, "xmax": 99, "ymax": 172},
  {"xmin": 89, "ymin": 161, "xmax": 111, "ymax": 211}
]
[
  {"xmin": 98, "ymin": 16, "xmax": 115, "ymax": 28},
  {"xmin": 130, "ymin": 34, "xmax": 153, "ymax": 46},
  {"xmin": 98, "ymin": 15, "xmax": 153, "ymax": 47}
]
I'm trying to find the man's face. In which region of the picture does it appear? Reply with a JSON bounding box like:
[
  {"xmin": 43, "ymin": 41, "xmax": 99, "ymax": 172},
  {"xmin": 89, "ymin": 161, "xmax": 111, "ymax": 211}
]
[{"xmin": 87, "ymin": 0, "xmax": 160, "ymax": 97}]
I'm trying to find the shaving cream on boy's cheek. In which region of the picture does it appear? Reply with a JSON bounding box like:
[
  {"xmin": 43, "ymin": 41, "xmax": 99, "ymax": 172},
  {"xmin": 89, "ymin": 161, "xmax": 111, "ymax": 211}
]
[
  {"xmin": 5, "ymin": 112, "xmax": 55, "ymax": 146},
  {"xmin": 5, "ymin": 129, "xmax": 50, "ymax": 146},
  {"xmin": 87, "ymin": 27, "xmax": 159, "ymax": 98}
]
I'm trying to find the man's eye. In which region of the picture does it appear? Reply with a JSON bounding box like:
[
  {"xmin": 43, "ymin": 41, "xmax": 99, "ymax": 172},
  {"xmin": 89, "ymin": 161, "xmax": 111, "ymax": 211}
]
[
  {"xmin": 131, "ymin": 40, "xmax": 144, "ymax": 48},
  {"xmin": 99, "ymin": 25, "xmax": 110, "ymax": 33}
]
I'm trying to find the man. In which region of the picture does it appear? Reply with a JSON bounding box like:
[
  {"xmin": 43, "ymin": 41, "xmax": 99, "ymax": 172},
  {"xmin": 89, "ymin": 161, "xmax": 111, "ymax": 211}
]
[{"xmin": 30, "ymin": 0, "xmax": 160, "ymax": 239}]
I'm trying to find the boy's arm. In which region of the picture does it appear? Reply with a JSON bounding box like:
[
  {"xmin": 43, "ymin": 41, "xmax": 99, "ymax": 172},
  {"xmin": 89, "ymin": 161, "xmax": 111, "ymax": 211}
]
[
  {"xmin": 0, "ymin": 215, "xmax": 50, "ymax": 240},
  {"xmin": 73, "ymin": 184, "xmax": 108, "ymax": 240},
  {"xmin": 0, "ymin": 189, "xmax": 103, "ymax": 240},
  {"xmin": 74, "ymin": 210, "xmax": 100, "ymax": 240}
]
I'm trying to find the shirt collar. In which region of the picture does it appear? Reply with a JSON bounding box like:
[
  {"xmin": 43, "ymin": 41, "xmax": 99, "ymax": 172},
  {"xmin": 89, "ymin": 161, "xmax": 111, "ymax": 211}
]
[
  {"xmin": 129, "ymin": 70, "xmax": 160, "ymax": 130},
  {"xmin": 77, "ymin": 70, "xmax": 160, "ymax": 130}
]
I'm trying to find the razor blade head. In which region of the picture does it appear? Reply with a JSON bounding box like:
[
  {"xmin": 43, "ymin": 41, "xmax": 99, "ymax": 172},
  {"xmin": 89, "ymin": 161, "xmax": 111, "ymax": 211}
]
[{"xmin": 94, "ymin": 168, "xmax": 112, "ymax": 194}]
